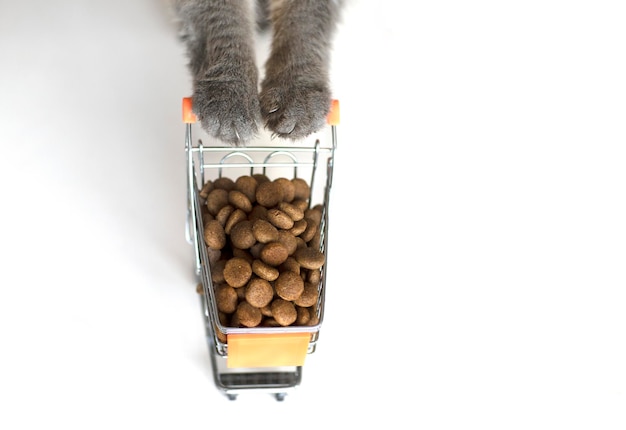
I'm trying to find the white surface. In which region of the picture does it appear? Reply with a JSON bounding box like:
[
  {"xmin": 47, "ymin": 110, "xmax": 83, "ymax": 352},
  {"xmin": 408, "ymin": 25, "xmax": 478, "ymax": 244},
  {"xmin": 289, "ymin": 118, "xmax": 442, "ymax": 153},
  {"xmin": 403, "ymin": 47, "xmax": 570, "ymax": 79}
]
[{"xmin": 1, "ymin": 1, "xmax": 625, "ymax": 428}]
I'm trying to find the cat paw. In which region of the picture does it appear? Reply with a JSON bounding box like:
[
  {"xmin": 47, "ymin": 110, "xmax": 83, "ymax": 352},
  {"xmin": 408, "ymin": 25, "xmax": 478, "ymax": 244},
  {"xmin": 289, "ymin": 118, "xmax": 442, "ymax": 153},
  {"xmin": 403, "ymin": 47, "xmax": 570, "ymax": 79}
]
[
  {"xmin": 193, "ymin": 77, "xmax": 261, "ymax": 145},
  {"xmin": 259, "ymin": 80, "xmax": 331, "ymax": 140}
]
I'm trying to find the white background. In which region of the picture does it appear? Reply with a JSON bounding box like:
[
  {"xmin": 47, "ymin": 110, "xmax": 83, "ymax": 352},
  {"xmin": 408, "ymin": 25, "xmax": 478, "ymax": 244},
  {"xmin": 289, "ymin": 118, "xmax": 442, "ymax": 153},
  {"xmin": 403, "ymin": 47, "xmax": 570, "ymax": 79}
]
[{"xmin": 1, "ymin": 0, "xmax": 625, "ymax": 428}]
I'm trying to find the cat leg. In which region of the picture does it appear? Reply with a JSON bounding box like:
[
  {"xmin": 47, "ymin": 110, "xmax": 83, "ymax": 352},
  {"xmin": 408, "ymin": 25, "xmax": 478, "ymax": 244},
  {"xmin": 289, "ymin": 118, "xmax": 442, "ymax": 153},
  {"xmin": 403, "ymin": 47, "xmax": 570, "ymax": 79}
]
[
  {"xmin": 260, "ymin": 0, "xmax": 341, "ymax": 140},
  {"xmin": 177, "ymin": 0, "xmax": 260, "ymax": 145}
]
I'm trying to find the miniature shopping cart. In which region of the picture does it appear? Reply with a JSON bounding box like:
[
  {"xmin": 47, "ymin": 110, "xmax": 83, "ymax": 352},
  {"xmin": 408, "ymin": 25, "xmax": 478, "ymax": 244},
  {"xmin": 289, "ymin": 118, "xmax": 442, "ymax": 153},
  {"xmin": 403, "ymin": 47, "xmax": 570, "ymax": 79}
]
[{"xmin": 183, "ymin": 97, "xmax": 339, "ymax": 401}]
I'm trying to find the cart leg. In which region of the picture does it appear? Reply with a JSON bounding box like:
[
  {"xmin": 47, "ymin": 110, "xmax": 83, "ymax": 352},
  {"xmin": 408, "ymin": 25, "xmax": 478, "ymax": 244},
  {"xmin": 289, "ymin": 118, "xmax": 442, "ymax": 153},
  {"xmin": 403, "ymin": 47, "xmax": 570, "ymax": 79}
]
[
  {"xmin": 275, "ymin": 393, "xmax": 286, "ymax": 402},
  {"xmin": 227, "ymin": 394, "xmax": 238, "ymax": 401}
]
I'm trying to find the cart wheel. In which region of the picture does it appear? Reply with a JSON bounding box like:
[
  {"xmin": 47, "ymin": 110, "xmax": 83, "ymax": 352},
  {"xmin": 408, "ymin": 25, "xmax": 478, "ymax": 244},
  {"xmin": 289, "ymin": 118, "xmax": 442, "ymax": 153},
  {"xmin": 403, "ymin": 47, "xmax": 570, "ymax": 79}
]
[
  {"xmin": 275, "ymin": 393, "xmax": 286, "ymax": 402},
  {"xmin": 227, "ymin": 394, "xmax": 237, "ymax": 401}
]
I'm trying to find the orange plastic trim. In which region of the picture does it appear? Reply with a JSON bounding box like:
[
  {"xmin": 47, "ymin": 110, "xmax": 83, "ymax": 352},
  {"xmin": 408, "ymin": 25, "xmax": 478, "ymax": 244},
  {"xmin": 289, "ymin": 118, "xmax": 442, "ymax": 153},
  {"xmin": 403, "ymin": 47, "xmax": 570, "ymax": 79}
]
[
  {"xmin": 182, "ymin": 97, "xmax": 197, "ymax": 124},
  {"xmin": 327, "ymin": 99, "xmax": 340, "ymax": 125},
  {"xmin": 227, "ymin": 332, "xmax": 311, "ymax": 368}
]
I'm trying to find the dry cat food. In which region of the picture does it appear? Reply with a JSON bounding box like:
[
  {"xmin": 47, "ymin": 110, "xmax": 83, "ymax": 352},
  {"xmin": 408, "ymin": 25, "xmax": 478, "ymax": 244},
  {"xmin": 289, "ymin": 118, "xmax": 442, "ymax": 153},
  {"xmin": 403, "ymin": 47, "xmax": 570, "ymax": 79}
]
[{"xmin": 200, "ymin": 174, "xmax": 324, "ymax": 332}]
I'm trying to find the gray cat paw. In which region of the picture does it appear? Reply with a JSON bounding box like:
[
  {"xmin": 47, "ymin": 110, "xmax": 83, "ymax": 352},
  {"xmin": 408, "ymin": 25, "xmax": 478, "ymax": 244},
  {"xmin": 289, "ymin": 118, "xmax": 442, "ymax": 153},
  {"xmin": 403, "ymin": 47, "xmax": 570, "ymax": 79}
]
[
  {"xmin": 193, "ymin": 78, "xmax": 260, "ymax": 145},
  {"xmin": 259, "ymin": 81, "xmax": 331, "ymax": 140}
]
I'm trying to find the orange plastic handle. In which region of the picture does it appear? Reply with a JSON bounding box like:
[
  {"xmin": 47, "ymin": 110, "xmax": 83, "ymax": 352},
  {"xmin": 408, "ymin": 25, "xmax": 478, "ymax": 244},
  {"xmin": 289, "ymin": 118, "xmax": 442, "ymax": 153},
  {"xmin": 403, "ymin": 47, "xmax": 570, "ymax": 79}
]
[
  {"xmin": 183, "ymin": 97, "xmax": 338, "ymax": 126},
  {"xmin": 327, "ymin": 99, "xmax": 340, "ymax": 125},
  {"xmin": 227, "ymin": 332, "xmax": 311, "ymax": 368},
  {"xmin": 182, "ymin": 97, "xmax": 197, "ymax": 124}
]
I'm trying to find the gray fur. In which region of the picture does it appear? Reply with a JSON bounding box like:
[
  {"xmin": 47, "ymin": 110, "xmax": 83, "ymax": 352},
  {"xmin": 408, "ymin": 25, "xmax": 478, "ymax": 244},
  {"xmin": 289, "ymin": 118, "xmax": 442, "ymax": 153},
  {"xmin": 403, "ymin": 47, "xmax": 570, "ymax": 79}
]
[{"xmin": 175, "ymin": 0, "xmax": 342, "ymax": 145}]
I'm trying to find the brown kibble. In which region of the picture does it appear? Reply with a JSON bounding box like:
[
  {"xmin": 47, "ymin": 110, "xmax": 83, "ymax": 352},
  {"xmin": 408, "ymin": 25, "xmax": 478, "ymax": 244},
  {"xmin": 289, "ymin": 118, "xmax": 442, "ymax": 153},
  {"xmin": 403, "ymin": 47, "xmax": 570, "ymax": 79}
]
[
  {"xmin": 204, "ymin": 219, "xmax": 226, "ymax": 250},
  {"xmin": 206, "ymin": 247, "xmax": 221, "ymax": 265},
  {"xmin": 274, "ymin": 177, "xmax": 295, "ymax": 203},
  {"xmin": 307, "ymin": 268, "xmax": 321, "ymax": 285},
  {"xmin": 252, "ymin": 173, "xmax": 270, "ymax": 184},
  {"xmin": 291, "ymin": 177, "xmax": 310, "ymax": 200},
  {"xmin": 223, "ymin": 257, "xmax": 252, "ymax": 288},
  {"xmin": 294, "ymin": 282, "xmax": 319, "ymax": 307},
  {"xmin": 255, "ymin": 180, "xmax": 283, "ymax": 207},
  {"xmin": 278, "ymin": 201, "xmax": 304, "ymax": 222},
  {"xmin": 211, "ymin": 259, "xmax": 227, "ymax": 284},
  {"xmin": 206, "ymin": 188, "xmax": 229, "ymax": 216},
  {"xmin": 279, "ymin": 257, "xmax": 300, "ymax": 275},
  {"xmin": 275, "ymin": 270, "xmax": 305, "ymax": 301},
  {"xmin": 251, "ymin": 259, "xmax": 280, "ymax": 281},
  {"xmin": 215, "ymin": 284, "xmax": 239, "ymax": 314},
  {"xmin": 304, "ymin": 206, "xmax": 323, "ymax": 225},
  {"xmin": 230, "ymin": 220, "xmax": 256, "ymax": 249},
  {"xmin": 245, "ymin": 277, "xmax": 275, "ymax": 308},
  {"xmin": 199, "ymin": 180, "xmax": 214, "ymax": 199},
  {"xmin": 224, "ymin": 208, "xmax": 247, "ymax": 235},
  {"xmin": 260, "ymin": 304, "xmax": 273, "ymax": 317},
  {"xmin": 294, "ymin": 247, "xmax": 325, "ymax": 270},
  {"xmin": 262, "ymin": 317, "xmax": 282, "ymax": 327},
  {"xmin": 259, "ymin": 242, "xmax": 289, "ymax": 266},
  {"xmin": 295, "ymin": 306, "xmax": 311, "ymax": 325},
  {"xmin": 252, "ymin": 219, "xmax": 279, "ymax": 243},
  {"xmin": 235, "ymin": 301, "xmax": 263, "ymax": 328},
  {"xmin": 300, "ymin": 217, "xmax": 319, "ymax": 243},
  {"xmin": 247, "ymin": 205, "xmax": 268, "ymax": 222},
  {"xmin": 231, "ymin": 247, "xmax": 253, "ymax": 262},
  {"xmin": 228, "ymin": 190, "xmax": 253, "ymax": 213},
  {"xmin": 271, "ymin": 299, "xmax": 297, "ymax": 326},
  {"xmin": 266, "ymin": 208, "xmax": 294, "ymax": 230},
  {"xmin": 215, "ymin": 204, "xmax": 235, "ymax": 227},
  {"xmin": 235, "ymin": 175, "xmax": 258, "ymax": 203},
  {"xmin": 213, "ymin": 176, "xmax": 236, "ymax": 191},
  {"xmin": 288, "ymin": 219, "xmax": 307, "ymax": 236},
  {"xmin": 291, "ymin": 199, "xmax": 309, "ymax": 212},
  {"xmin": 196, "ymin": 283, "xmax": 204, "ymax": 295},
  {"xmin": 276, "ymin": 230, "xmax": 298, "ymax": 256}
]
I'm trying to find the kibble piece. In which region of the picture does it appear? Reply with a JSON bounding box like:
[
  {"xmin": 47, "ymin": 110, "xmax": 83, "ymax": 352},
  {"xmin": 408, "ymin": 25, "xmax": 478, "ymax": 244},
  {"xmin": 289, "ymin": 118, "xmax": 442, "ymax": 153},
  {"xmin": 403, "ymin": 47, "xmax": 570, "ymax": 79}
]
[
  {"xmin": 299, "ymin": 216, "xmax": 319, "ymax": 243},
  {"xmin": 224, "ymin": 208, "xmax": 247, "ymax": 235},
  {"xmin": 223, "ymin": 257, "xmax": 252, "ymax": 288},
  {"xmin": 204, "ymin": 219, "xmax": 226, "ymax": 250},
  {"xmin": 256, "ymin": 180, "xmax": 284, "ymax": 208},
  {"xmin": 215, "ymin": 204, "xmax": 235, "ymax": 227},
  {"xmin": 291, "ymin": 177, "xmax": 310, "ymax": 200},
  {"xmin": 251, "ymin": 259, "xmax": 280, "ymax": 281},
  {"xmin": 252, "ymin": 219, "xmax": 279, "ymax": 243},
  {"xmin": 294, "ymin": 282, "xmax": 319, "ymax": 307},
  {"xmin": 266, "ymin": 208, "xmax": 294, "ymax": 230},
  {"xmin": 252, "ymin": 173, "xmax": 270, "ymax": 184},
  {"xmin": 307, "ymin": 268, "xmax": 321, "ymax": 285},
  {"xmin": 230, "ymin": 220, "xmax": 256, "ymax": 249},
  {"xmin": 215, "ymin": 284, "xmax": 238, "ymax": 314},
  {"xmin": 278, "ymin": 201, "xmax": 304, "ymax": 222},
  {"xmin": 260, "ymin": 304, "xmax": 273, "ymax": 317},
  {"xmin": 279, "ymin": 257, "xmax": 300, "ymax": 275},
  {"xmin": 199, "ymin": 180, "xmax": 214, "ymax": 199},
  {"xmin": 259, "ymin": 241, "xmax": 289, "ymax": 266},
  {"xmin": 291, "ymin": 198, "xmax": 309, "ymax": 212},
  {"xmin": 288, "ymin": 219, "xmax": 307, "ymax": 236},
  {"xmin": 228, "ymin": 190, "xmax": 253, "ymax": 213},
  {"xmin": 247, "ymin": 205, "xmax": 268, "ymax": 222},
  {"xmin": 235, "ymin": 175, "xmax": 258, "ymax": 203},
  {"xmin": 235, "ymin": 301, "xmax": 263, "ymax": 328},
  {"xmin": 271, "ymin": 299, "xmax": 297, "ymax": 327},
  {"xmin": 245, "ymin": 277, "xmax": 275, "ymax": 308},
  {"xmin": 213, "ymin": 176, "xmax": 236, "ymax": 191},
  {"xmin": 275, "ymin": 270, "xmax": 305, "ymax": 301},
  {"xmin": 294, "ymin": 246, "xmax": 325, "ymax": 270},
  {"xmin": 276, "ymin": 230, "xmax": 298, "ymax": 256},
  {"xmin": 274, "ymin": 177, "xmax": 295, "ymax": 203},
  {"xmin": 295, "ymin": 306, "xmax": 311, "ymax": 325},
  {"xmin": 206, "ymin": 188, "xmax": 230, "ymax": 216},
  {"xmin": 210, "ymin": 259, "xmax": 227, "ymax": 284}
]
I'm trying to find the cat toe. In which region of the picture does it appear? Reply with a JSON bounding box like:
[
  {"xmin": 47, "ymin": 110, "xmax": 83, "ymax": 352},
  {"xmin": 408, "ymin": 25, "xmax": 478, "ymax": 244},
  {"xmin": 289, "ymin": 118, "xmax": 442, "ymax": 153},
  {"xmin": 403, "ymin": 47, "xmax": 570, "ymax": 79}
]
[
  {"xmin": 259, "ymin": 84, "xmax": 331, "ymax": 140},
  {"xmin": 193, "ymin": 79, "xmax": 260, "ymax": 145}
]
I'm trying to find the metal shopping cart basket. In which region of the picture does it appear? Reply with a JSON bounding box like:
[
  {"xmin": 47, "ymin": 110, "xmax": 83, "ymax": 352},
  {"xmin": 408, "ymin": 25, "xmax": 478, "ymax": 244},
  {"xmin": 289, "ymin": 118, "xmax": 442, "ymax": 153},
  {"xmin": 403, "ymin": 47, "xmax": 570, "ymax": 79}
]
[{"xmin": 183, "ymin": 97, "xmax": 339, "ymax": 400}]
